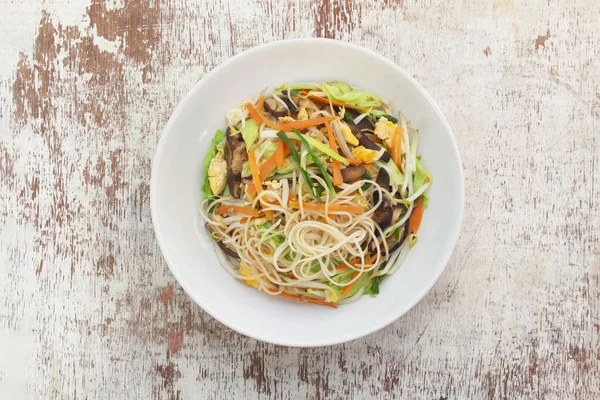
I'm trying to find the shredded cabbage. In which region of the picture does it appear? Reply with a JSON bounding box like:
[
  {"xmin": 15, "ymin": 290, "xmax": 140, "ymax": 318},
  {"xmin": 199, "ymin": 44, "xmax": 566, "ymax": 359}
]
[
  {"xmin": 322, "ymin": 82, "xmax": 382, "ymax": 108},
  {"xmin": 240, "ymin": 119, "xmax": 259, "ymax": 150}
]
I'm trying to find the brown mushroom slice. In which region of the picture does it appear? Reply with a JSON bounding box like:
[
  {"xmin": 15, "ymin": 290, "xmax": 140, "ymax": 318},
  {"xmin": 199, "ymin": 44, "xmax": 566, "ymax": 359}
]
[
  {"xmin": 264, "ymin": 98, "xmax": 288, "ymax": 118},
  {"xmin": 345, "ymin": 108, "xmax": 374, "ymax": 130},
  {"xmin": 225, "ymin": 127, "xmax": 248, "ymax": 198},
  {"xmin": 347, "ymin": 120, "xmax": 391, "ymax": 163},
  {"xmin": 217, "ymin": 240, "xmax": 240, "ymax": 259},
  {"xmin": 373, "ymin": 167, "xmax": 390, "ymax": 205},
  {"xmin": 373, "ymin": 201, "xmax": 393, "ymax": 231},
  {"xmin": 281, "ymin": 90, "xmax": 299, "ymax": 112},
  {"xmin": 341, "ymin": 165, "xmax": 366, "ymax": 183}
]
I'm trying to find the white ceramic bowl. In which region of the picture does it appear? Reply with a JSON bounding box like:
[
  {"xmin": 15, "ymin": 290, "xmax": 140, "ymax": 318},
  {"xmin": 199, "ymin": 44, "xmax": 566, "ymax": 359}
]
[{"xmin": 151, "ymin": 39, "xmax": 464, "ymax": 347}]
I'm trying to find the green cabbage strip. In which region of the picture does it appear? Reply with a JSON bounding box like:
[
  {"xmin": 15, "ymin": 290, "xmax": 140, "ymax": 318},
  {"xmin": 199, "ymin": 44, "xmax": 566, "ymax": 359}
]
[
  {"xmin": 300, "ymin": 134, "xmax": 349, "ymax": 164},
  {"xmin": 322, "ymin": 82, "xmax": 382, "ymax": 108},
  {"xmin": 202, "ymin": 129, "xmax": 226, "ymax": 199},
  {"xmin": 276, "ymin": 131, "xmax": 321, "ymax": 202},
  {"xmin": 378, "ymin": 158, "xmax": 404, "ymax": 186},
  {"xmin": 258, "ymin": 222, "xmax": 285, "ymax": 248},
  {"xmin": 370, "ymin": 109, "xmax": 398, "ymax": 124},
  {"xmin": 413, "ymin": 158, "xmax": 429, "ymax": 192},
  {"xmin": 363, "ymin": 274, "xmax": 385, "ymax": 297},
  {"xmin": 293, "ymin": 130, "xmax": 336, "ymax": 197},
  {"xmin": 240, "ymin": 119, "xmax": 259, "ymax": 151}
]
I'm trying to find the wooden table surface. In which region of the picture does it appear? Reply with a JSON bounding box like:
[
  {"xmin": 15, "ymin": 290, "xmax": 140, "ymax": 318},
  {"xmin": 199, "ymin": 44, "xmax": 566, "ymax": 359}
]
[{"xmin": 1, "ymin": 0, "xmax": 599, "ymax": 399}]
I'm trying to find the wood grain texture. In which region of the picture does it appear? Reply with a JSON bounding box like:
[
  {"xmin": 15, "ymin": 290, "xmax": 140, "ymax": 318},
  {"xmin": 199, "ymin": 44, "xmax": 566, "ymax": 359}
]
[{"xmin": 1, "ymin": 0, "xmax": 599, "ymax": 399}]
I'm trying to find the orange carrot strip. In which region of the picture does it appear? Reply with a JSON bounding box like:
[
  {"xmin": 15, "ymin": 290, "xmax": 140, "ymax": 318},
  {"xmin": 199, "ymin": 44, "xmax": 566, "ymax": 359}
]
[
  {"xmin": 301, "ymin": 91, "xmax": 367, "ymax": 111},
  {"xmin": 247, "ymin": 146, "xmax": 292, "ymax": 196},
  {"xmin": 391, "ymin": 126, "xmax": 404, "ymax": 172},
  {"xmin": 288, "ymin": 193, "xmax": 298, "ymax": 201},
  {"xmin": 246, "ymin": 102, "xmax": 279, "ymax": 130},
  {"xmin": 408, "ymin": 196, "xmax": 425, "ymax": 234},
  {"xmin": 363, "ymin": 163, "xmax": 376, "ymax": 177},
  {"xmin": 278, "ymin": 116, "xmax": 337, "ymax": 132},
  {"xmin": 339, "ymin": 254, "xmax": 377, "ymax": 299},
  {"xmin": 264, "ymin": 209, "xmax": 274, "ymax": 221},
  {"xmin": 216, "ymin": 205, "xmax": 259, "ymax": 217},
  {"xmin": 256, "ymin": 95, "xmax": 265, "ymax": 114},
  {"xmin": 248, "ymin": 151, "xmax": 262, "ymax": 195},
  {"xmin": 280, "ymin": 292, "xmax": 338, "ymax": 308},
  {"xmin": 275, "ymin": 139, "xmax": 287, "ymax": 167},
  {"xmin": 288, "ymin": 201, "xmax": 364, "ymax": 214},
  {"xmin": 240, "ymin": 217, "xmax": 249, "ymax": 224},
  {"xmin": 347, "ymin": 158, "xmax": 363, "ymax": 166}
]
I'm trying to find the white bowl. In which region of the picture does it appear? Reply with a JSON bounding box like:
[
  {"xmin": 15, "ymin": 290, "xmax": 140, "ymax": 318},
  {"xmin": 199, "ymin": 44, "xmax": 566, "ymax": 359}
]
[{"xmin": 151, "ymin": 39, "xmax": 464, "ymax": 347}]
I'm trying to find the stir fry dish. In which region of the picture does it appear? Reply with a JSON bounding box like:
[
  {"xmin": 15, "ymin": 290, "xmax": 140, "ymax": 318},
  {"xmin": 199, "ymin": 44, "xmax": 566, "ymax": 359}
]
[{"xmin": 201, "ymin": 82, "xmax": 431, "ymax": 307}]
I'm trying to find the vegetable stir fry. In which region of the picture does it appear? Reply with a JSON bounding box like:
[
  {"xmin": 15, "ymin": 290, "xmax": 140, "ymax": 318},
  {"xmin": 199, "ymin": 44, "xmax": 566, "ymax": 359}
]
[{"xmin": 201, "ymin": 82, "xmax": 431, "ymax": 307}]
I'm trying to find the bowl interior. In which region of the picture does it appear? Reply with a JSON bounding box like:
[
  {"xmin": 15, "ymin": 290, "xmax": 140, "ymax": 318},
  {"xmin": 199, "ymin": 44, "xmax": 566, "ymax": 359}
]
[{"xmin": 151, "ymin": 39, "xmax": 464, "ymax": 346}]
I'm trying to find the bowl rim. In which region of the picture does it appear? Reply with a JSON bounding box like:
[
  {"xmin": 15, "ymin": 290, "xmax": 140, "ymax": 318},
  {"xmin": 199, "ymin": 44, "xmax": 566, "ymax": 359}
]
[{"xmin": 151, "ymin": 38, "xmax": 465, "ymax": 347}]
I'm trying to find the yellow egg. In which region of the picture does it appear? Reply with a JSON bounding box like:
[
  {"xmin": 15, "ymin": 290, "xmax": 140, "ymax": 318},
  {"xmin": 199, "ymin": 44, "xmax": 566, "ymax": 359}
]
[
  {"xmin": 297, "ymin": 107, "xmax": 308, "ymax": 121},
  {"xmin": 208, "ymin": 150, "xmax": 227, "ymax": 195},
  {"xmin": 239, "ymin": 263, "xmax": 259, "ymax": 288},
  {"xmin": 351, "ymin": 146, "xmax": 381, "ymax": 163},
  {"xmin": 340, "ymin": 122, "xmax": 359, "ymax": 146},
  {"xmin": 374, "ymin": 118, "xmax": 397, "ymax": 148}
]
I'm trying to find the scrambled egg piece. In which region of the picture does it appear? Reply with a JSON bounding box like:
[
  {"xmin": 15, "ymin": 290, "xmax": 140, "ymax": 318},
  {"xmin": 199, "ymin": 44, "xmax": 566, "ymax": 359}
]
[
  {"xmin": 208, "ymin": 146, "xmax": 227, "ymax": 195},
  {"xmin": 374, "ymin": 117, "xmax": 397, "ymax": 148},
  {"xmin": 340, "ymin": 122, "xmax": 359, "ymax": 146},
  {"xmin": 239, "ymin": 262, "xmax": 259, "ymax": 288},
  {"xmin": 297, "ymin": 107, "xmax": 308, "ymax": 121},
  {"xmin": 262, "ymin": 180, "xmax": 282, "ymax": 202},
  {"xmin": 225, "ymin": 99, "xmax": 251, "ymax": 126},
  {"xmin": 278, "ymin": 116, "xmax": 296, "ymax": 122},
  {"xmin": 352, "ymin": 146, "xmax": 381, "ymax": 163}
]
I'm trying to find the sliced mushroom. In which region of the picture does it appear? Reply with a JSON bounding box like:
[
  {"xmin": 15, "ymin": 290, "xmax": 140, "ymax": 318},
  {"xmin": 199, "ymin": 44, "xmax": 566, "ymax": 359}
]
[
  {"xmin": 388, "ymin": 220, "xmax": 409, "ymax": 253},
  {"xmin": 346, "ymin": 108, "xmax": 374, "ymax": 130},
  {"xmin": 373, "ymin": 198, "xmax": 393, "ymax": 231},
  {"xmin": 373, "ymin": 167, "xmax": 390, "ymax": 205},
  {"xmin": 281, "ymin": 90, "xmax": 299, "ymax": 112},
  {"xmin": 217, "ymin": 240, "xmax": 240, "ymax": 259},
  {"xmin": 341, "ymin": 165, "xmax": 366, "ymax": 183},
  {"xmin": 264, "ymin": 98, "xmax": 288, "ymax": 118},
  {"xmin": 347, "ymin": 120, "xmax": 391, "ymax": 163},
  {"xmin": 225, "ymin": 127, "xmax": 248, "ymax": 198}
]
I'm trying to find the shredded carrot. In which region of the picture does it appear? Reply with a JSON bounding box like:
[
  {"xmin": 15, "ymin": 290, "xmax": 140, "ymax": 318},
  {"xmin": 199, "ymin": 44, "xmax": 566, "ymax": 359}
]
[
  {"xmin": 288, "ymin": 201, "xmax": 364, "ymax": 214},
  {"xmin": 391, "ymin": 126, "xmax": 404, "ymax": 171},
  {"xmin": 246, "ymin": 102, "xmax": 279, "ymax": 130},
  {"xmin": 264, "ymin": 209, "xmax": 274, "ymax": 221},
  {"xmin": 335, "ymin": 254, "xmax": 376, "ymax": 274},
  {"xmin": 248, "ymin": 151, "xmax": 262, "ymax": 195},
  {"xmin": 240, "ymin": 217, "xmax": 249, "ymax": 224},
  {"xmin": 339, "ymin": 254, "xmax": 377, "ymax": 299},
  {"xmin": 408, "ymin": 196, "xmax": 425, "ymax": 234},
  {"xmin": 278, "ymin": 116, "xmax": 337, "ymax": 132},
  {"xmin": 247, "ymin": 146, "xmax": 292, "ymax": 196},
  {"xmin": 288, "ymin": 193, "xmax": 298, "ymax": 201},
  {"xmin": 275, "ymin": 139, "xmax": 287, "ymax": 167},
  {"xmin": 280, "ymin": 292, "xmax": 338, "ymax": 308},
  {"xmin": 366, "ymin": 133, "xmax": 383, "ymax": 144},
  {"xmin": 301, "ymin": 91, "xmax": 367, "ymax": 111},
  {"xmin": 347, "ymin": 158, "xmax": 363, "ymax": 166},
  {"xmin": 256, "ymin": 95, "xmax": 265, "ymax": 114},
  {"xmin": 216, "ymin": 205, "xmax": 259, "ymax": 217},
  {"xmin": 364, "ymin": 163, "xmax": 376, "ymax": 177}
]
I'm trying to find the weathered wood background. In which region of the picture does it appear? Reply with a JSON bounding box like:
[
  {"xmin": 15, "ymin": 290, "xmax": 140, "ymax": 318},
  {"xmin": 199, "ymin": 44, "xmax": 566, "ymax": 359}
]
[{"xmin": 1, "ymin": 0, "xmax": 598, "ymax": 398}]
